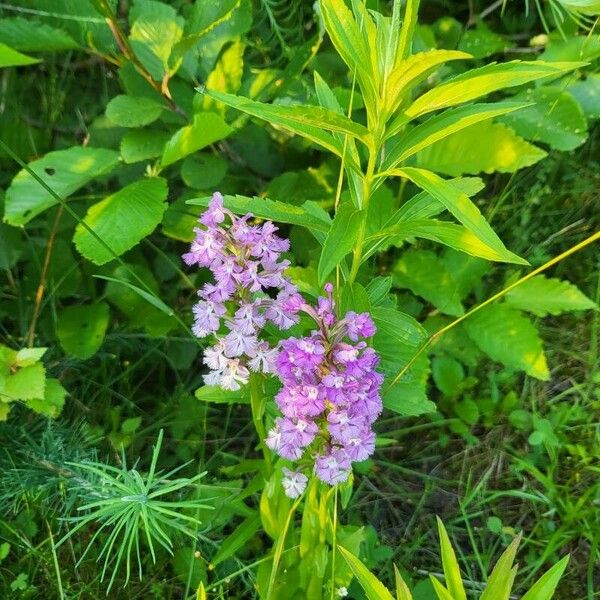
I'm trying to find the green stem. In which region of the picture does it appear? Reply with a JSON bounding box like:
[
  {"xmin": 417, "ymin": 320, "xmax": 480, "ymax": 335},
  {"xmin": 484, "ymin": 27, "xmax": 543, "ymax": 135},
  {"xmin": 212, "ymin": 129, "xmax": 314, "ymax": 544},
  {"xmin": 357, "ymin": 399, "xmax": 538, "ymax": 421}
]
[
  {"xmin": 348, "ymin": 148, "xmax": 377, "ymax": 284},
  {"xmin": 249, "ymin": 373, "xmax": 272, "ymax": 474}
]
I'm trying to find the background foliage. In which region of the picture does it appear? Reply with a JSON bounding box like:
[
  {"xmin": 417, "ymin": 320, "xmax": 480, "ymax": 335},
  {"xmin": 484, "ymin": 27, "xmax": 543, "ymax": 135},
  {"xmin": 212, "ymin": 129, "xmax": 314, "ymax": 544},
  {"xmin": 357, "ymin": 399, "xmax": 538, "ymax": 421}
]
[{"xmin": 0, "ymin": 0, "xmax": 598, "ymax": 598}]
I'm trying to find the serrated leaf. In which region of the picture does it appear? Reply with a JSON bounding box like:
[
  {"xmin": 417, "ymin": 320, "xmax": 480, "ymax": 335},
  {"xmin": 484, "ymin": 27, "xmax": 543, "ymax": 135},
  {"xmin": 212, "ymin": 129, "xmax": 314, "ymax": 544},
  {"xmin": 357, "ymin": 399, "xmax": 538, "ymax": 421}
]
[
  {"xmin": 436, "ymin": 517, "xmax": 467, "ymax": 600},
  {"xmin": 26, "ymin": 378, "xmax": 66, "ymax": 418},
  {"xmin": 186, "ymin": 194, "xmax": 331, "ymax": 233},
  {"xmin": 3, "ymin": 362, "xmax": 46, "ymax": 401},
  {"xmin": 56, "ymin": 303, "xmax": 110, "ymax": 359},
  {"xmin": 405, "ymin": 60, "xmax": 585, "ymax": 120},
  {"xmin": 338, "ymin": 546, "xmax": 395, "ymax": 600},
  {"xmin": 161, "ymin": 112, "xmax": 233, "ymax": 166},
  {"xmin": 0, "ymin": 18, "xmax": 79, "ymax": 52},
  {"xmin": 372, "ymin": 307, "xmax": 434, "ymax": 416},
  {"xmin": 14, "ymin": 347, "xmax": 47, "ymax": 367},
  {"xmin": 4, "ymin": 146, "xmax": 119, "ymax": 226},
  {"xmin": 120, "ymin": 129, "xmax": 170, "ymax": 163},
  {"xmin": 106, "ymin": 94, "xmax": 164, "ymax": 127},
  {"xmin": 129, "ymin": 0, "xmax": 184, "ymax": 80},
  {"xmin": 464, "ymin": 305, "xmax": 549, "ymax": 380},
  {"xmin": 417, "ymin": 120, "xmax": 546, "ymax": 176},
  {"xmin": 521, "ymin": 555, "xmax": 569, "ymax": 600},
  {"xmin": 389, "ymin": 168, "xmax": 526, "ymax": 265},
  {"xmin": 74, "ymin": 177, "xmax": 168, "ymax": 265},
  {"xmin": 393, "ymin": 249, "xmax": 464, "ymax": 316},
  {"xmin": 195, "ymin": 385, "xmax": 249, "ymax": 404},
  {"xmin": 505, "ymin": 275, "xmax": 597, "ymax": 316},
  {"xmin": 500, "ymin": 87, "xmax": 587, "ymax": 151},
  {"xmin": 0, "ymin": 42, "xmax": 40, "ymax": 67},
  {"xmin": 318, "ymin": 203, "xmax": 363, "ymax": 285}
]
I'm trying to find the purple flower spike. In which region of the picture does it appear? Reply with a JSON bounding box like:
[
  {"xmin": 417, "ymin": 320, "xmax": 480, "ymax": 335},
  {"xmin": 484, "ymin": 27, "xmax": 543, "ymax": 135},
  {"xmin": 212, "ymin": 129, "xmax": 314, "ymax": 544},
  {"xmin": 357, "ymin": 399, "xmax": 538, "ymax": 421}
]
[{"xmin": 282, "ymin": 468, "xmax": 308, "ymax": 499}]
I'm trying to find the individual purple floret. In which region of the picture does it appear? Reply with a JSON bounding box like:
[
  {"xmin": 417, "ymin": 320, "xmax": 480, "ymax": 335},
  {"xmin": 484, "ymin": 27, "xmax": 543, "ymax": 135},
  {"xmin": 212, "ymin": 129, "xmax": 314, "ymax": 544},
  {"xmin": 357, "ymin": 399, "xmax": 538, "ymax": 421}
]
[
  {"xmin": 184, "ymin": 192, "xmax": 383, "ymax": 496},
  {"xmin": 183, "ymin": 192, "xmax": 302, "ymax": 390}
]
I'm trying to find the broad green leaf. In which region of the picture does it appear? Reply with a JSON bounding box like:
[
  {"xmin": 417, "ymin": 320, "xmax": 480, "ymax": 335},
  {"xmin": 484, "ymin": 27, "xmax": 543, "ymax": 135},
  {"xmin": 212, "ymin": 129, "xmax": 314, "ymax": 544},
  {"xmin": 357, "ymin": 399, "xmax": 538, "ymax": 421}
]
[
  {"xmin": 389, "ymin": 167, "xmax": 526, "ymax": 265},
  {"xmin": 338, "ymin": 546, "xmax": 395, "ymax": 600},
  {"xmin": 211, "ymin": 514, "xmax": 260, "ymax": 567},
  {"xmin": 416, "ymin": 120, "xmax": 546, "ymax": 176},
  {"xmin": 187, "ymin": 194, "xmax": 331, "ymax": 233},
  {"xmin": 394, "ymin": 564, "xmax": 413, "ymax": 600},
  {"xmin": 521, "ymin": 555, "xmax": 570, "ymax": 600},
  {"xmin": 0, "ymin": 18, "xmax": 79, "ymax": 52},
  {"xmin": 2, "ymin": 362, "xmax": 45, "ymax": 401},
  {"xmin": 464, "ymin": 305, "xmax": 549, "ymax": 380},
  {"xmin": 557, "ymin": 0, "xmax": 600, "ymax": 15},
  {"xmin": 0, "ymin": 223, "xmax": 21, "ymax": 269},
  {"xmin": 458, "ymin": 26, "xmax": 509, "ymax": 59},
  {"xmin": 96, "ymin": 274, "xmax": 175, "ymax": 317},
  {"xmin": 429, "ymin": 577, "xmax": 455, "ymax": 600},
  {"xmin": 441, "ymin": 248, "xmax": 489, "ymax": 299},
  {"xmin": 318, "ymin": 203, "xmax": 364, "ymax": 285},
  {"xmin": 0, "ymin": 42, "xmax": 39, "ymax": 67},
  {"xmin": 202, "ymin": 39, "xmax": 244, "ymax": 115},
  {"xmin": 129, "ymin": 0, "xmax": 184, "ymax": 80},
  {"xmin": 319, "ymin": 0, "xmax": 377, "ymax": 114},
  {"xmin": 203, "ymin": 89, "xmax": 370, "ymax": 147},
  {"xmin": 195, "ymin": 385, "xmax": 249, "ymax": 404},
  {"xmin": 106, "ymin": 95, "xmax": 164, "ymax": 127},
  {"xmin": 500, "ymin": 87, "xmax": 587, "ymax": 151},
  {"xmin": 56, "ymin": 303, "xmax": 110, "ymax": 359},
  {"xmin": 14, "ymin": 347, "xmax": 47, "ymax": 367},
  {"xmin": 171, "ymin": 0, "xmax": 241, "ymax": 61},
  {"xmin": 74, "ymin": 177, "xmax": 168, "ymax": 265},
  {"xmin": 405, "ymin": 60, "xmax": 585, "ymax": 120},
  {"xmin": 372, "ymin": 307, "xmax": 434, "ymax": 416},
  {"xmin": 480, "ymin": 534, "xmax": 522, "ymax": 600},
  {"xmin": 432, "ymin": 356, "xmax": 464, "ymax": 397},
  {"xmin": 393, "ymin": 249, "xmax": 464, "ymax": 316},
  {"xmin": 436, "ymin": 517, "xmax": 467, "ymax": 600},
  {"xmin": 26, "ymin": 378, "xmax": 66, "ymax": 418},
  {"xmin": 568, "ymin": 74, "xmax": 600, "ymax": 119},
  {"xmin": 4, "ymin": 146, "xmax": 119, "ymax": 226},
  {"xmin": 161, "ymin": 112, "xmax": 233, "ymax": 166},
  {"xmin": 383, "ymin": 102, "xmax": 529, "ymax": 170},
  {"xmin": 120, "ymin": 129, "xmax": 170, "ymax": 163},
  {"xmin": 181, "ymin": 154, "xmax": 227, "ymax": 189},
  {"xmin": 384, "ymin": 49, "xmax": 471, "ymax": 120},
  {"xmin": 505, "ymin": 275, "xmax": 596, "ymax": 316}
]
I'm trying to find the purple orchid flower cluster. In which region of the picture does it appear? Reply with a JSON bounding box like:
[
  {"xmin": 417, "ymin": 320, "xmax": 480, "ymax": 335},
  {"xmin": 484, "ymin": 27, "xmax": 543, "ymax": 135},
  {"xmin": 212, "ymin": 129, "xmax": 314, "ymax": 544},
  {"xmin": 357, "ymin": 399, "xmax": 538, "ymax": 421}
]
[
  {"xmin": 183, "ymin": 192, "xmax": 304, "ymax": 390},
  {"xmin": 184, "ymin": 192, "xmax": 383, "ymax": 497}
]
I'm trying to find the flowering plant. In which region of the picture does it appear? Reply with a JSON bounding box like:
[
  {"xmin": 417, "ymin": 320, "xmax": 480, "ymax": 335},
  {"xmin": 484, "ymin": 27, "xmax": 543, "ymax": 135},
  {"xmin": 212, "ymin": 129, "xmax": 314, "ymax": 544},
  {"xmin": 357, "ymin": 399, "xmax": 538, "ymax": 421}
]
[{"xmin": 185, "ymin": 192, "xmax": 383, "ymax": 495}]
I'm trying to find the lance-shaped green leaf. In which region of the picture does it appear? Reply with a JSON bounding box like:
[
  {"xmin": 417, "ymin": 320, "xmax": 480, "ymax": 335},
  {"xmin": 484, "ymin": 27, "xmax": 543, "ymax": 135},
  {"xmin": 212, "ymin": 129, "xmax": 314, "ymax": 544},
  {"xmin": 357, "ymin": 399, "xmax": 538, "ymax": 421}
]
[
  {"xmin": 404, "ymin": 60, "xmax": 586, "ymax": 120},
  {"xmin": 384, "ymin": 49, "xmax": 471, "ymax": 120},
  {"xmin": 317, "ymin": 203, "xmax": 364, "ymax": 285},
  {"xmin": 396, "ymin": 0, "xmax": 421, "ymax": 61},
  {"xmin": 0, "ymin": 18, "xmax": 79, "ymax": 52},
  {"xmin": 480, "ymin": 534, "xmax": 522, "ymax": 600},
  {"xmin": 387, "ymin": 167, "xmax": 527, "ymax": 265},
  {"xmin": 383, "ymin": 102, "xmax": 529, "ymax": 170},
  {"xmin": 521, "ymin": 555, "xmax": 570, "ymax": 600},
  {"xmin": 319, "ymin": 0, "xmax": 377, "ymax": 113},
  {"xmin": 436, "ymin": 518, "xmax": 467, "ymax": 600},
  {"xmin": 338, "ymin": 546, "xmax": 395, "ymax": 600},
  {"xmin": 210, "ymin": 514, "xmax": 261, "ymax": 567},
  {"xmin": 202, "ymin": 89, "xmax": 371, "ymax": 147},
  {"xmin": 0, "ymin": 42, "xmax": 39, "ymax": 67},
  {"xmin": 186, "ymin": 194, "xmax": 331, "ymax": 233}
]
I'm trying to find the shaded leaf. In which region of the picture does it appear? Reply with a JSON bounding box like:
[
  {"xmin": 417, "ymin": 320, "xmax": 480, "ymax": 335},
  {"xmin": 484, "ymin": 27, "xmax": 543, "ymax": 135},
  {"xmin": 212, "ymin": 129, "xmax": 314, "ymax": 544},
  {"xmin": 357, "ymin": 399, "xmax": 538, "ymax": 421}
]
[
  {"xmin": 56, "ymin": 303, "xmax": 110, "ymax": 359},
  {"xmin": 106, "ymin": 95, "xmax": 164, "ymax": 127}
]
